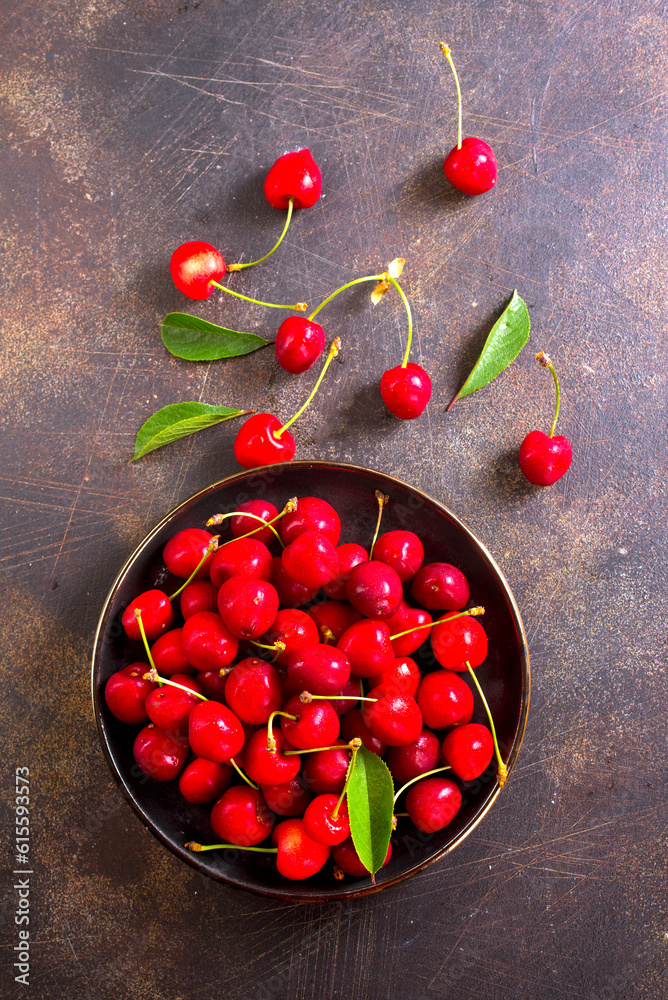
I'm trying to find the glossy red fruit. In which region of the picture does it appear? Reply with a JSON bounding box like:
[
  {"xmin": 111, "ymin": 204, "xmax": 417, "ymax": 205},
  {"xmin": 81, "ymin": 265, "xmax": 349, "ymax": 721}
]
[
  {"xmin": 261, "ymin": 775, "xmax": 312, "ymax": 817},
  {"xmin": 170, "ymin": 241, "xmax": 225, "ymax": 300},
  {"xmin": 122, "ymin": 589, "xmax": 174, "ymax": 642},
  {"xmin": 411, "ymin": 562, "xmax": 470, "ymax": 611},
  {"xmin": 150, "ymin": 628, "xmax": 193, "ymax": 677},
  {"xmin": 230, "ymin": 499, "xmax": 280, "ymax": 545},
  {"xmin": 519, "ymin": 430, "xmax": 573, "ymax": 486},
  {"xmin": 133, "ymin": 725, "xmax": 189, "ymax": 781},
  {"xmin": 406, "ymin": 776, "xmax": 462, "ymax": 833},
  {"xmin": 180, "ymin": 580, "xmax": 218, "ymax": 619},
  {"xmin": 307, "ymin": 600, "xmax": 362, "ymax": 643},
  {"xmin": 234, "ymin": 413, "xmax": 296, "ymax": 470},
  {"xmin": 224, "ymin": 658, "xmax": 284, "ymax": 725},
  {"xmin": 301, "ymin": 741, "xmax": 350, "ymax": 794},
  {"xmin": 368, "ymin": 656, "xmax": 421, "ymax": 699},
  {"xmin": 195, "ymin": 669, "xmax": 228, "ymax": 702},
  {"xmin": 327, "ymin": 675, "xmax": 362, "ymax": 716},
  {"xmin": 275, "ymin": 316, "xmax": 325, "ymax": 374},
  {"xmin": 339, "ymin": 708, "xmax": 387, "ymax": 757},
  {"xmin": 303, "ymin": 794, "xmax": 350, "ymax": 846},
  {"xmin": 431, "ymin": 613, "xmax": 487, "ymax": 670},
  {"xmin": 373, "ymin": 530, "xmax": 424, "ymax": 583},
  {"xmin": 178, "ymin": 757, "xmax": 233, "ymax": 805},
  {"xmin": 210, "ymin": 786, "xmax": 274, "ymax": 847},
  {"xmin": 287, "ymin": 644, "xmax": 351, "ymax": 697},
  {"xmin": 386, "ymin": 729, "xmax": 441, "ymax": 785},
  {"xmin": 263, "ymin": 608, "xmax": 320, "ymax": 667},
  {"xmin": 444, "ymin": 138, "xmax": 497, "ymax": 195},
  {"xmin": 361, "ymin": 685, "xmax": 423, "ymax": 747},
  {"xmin": 270, "ymin": 555, "xmax": 318, "ymax": 608},
  {"xmin": 279, "ymin": 496, "xmax": 341, "ymax": 546},
  {"xmin": 380, "ymin": 363, "xmax": 432, "ymax": 419},
  {"xmin": 264, "ymin": 149, "xmax": 322, "ymax": 210},
  {"xmin": 417, "ymin": 669, "xmax": 474, "ymax": 729},
  {"xmin": 332, "ymin": 836, "xmax": 392, "ymax": 877},
  {"xmin": 188, "ymin": 700, "xmax": 245, "ymax": 763},
  {"xmin": 104, "ymin": 663, "xmax": 157, "ymax": 725},
  {"xmin": 181, "ymin": 611, "xmax": 239, "ymax": 671},
  {"xmin": 282, "ymin": 530, "xmax": 339, "ymax": 589},
  {"xmin": 441, "ymin": 722, "xmax": 494, "ymax": 780},
  {"xmin": 337, "ymin": 619, "xmax": 394, "ymax": 677},
  {"xmin": 385, "ymin": 601, "xmax": 432, "ymax": 657},
  {"xmin": 346, "ymin": 560, "xmax": 403, "ymax": 620},
  {"xmin": 280, "ymin": 695, "xmax": 340, "ymax": 750},
  {"xmin": 145, "ymin": 673, "xmax": 203, "ymax": 737},
  {"xmin": 244, "ymin": 728, "xmax": 301, "ymax": 786},
  {"xmin": 272, "ymin": 817, "xmax": 331, "ymax": 880},
  {"xmin": 209, "ymin": 537, "xmax": 273, "ymax": 588},
  {"xmin": 163, "ymin": 528, "xmax": 215, "ymax": 579},
  {"xmin": 322, "ymin": 543, "xmax": 368, "ymax": 600},
  {"xmin": 217, "ymin": 577, "xmax": 279, "ymax": 640}
]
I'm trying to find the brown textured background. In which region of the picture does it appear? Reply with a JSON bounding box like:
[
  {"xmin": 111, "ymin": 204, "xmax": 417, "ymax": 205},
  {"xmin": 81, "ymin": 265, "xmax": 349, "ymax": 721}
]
[{"xmin": 1, "ymin": 0, "xmax": 667, "ymax": 996}]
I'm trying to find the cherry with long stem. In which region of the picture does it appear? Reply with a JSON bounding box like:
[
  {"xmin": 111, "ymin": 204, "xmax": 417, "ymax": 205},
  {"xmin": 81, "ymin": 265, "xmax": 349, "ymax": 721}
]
[
  {"xmin": 227, "ymin": 198, "xmax": 295, "ymax": 272},
  {"xmin": 518, "ymin": 351, "xmax": 573, "ymax": 486},
  {"xmin": 379, "ymin": 271, "xmax": 432, "ymax": 419},
  {"xmin": 439, "ymin": 42, "xmax": 498, "ymax": 197}
]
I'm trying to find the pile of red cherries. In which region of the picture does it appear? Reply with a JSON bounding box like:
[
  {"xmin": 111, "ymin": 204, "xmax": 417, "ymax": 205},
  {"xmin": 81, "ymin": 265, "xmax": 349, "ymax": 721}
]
[{"xmin": 105, "ymin": 494, "xmax": 501, "ymax": 882}]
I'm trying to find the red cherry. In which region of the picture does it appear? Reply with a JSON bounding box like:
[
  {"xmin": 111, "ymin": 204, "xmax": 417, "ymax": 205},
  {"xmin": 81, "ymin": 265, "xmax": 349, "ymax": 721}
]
[
  {"xmin": 280, "ymin": 695, "xmax": 340, "ymax": 750},
  {"xmin": 417, "ymin": 669, "xmax": 474, "ymax": 729},
  {"xmin": 336, "ymin": 619, "xmax": 394, "ymax": 678},
  {"xmin": 179, "ymin": 580, "xmax": 218, "ymax": 619},
  {"xmin": 373, "ymin": 530, "xmax": 424, "ymax": 583},
  {"xmin": 224, "ymin": 658, "xmax": 284, "ymax": 725},
  {"xmin": 384, "ymin": 600, "xmax": 433, "ymax": 658},
  {"xmin": 444, "ymin": 137, "xmax": 497, "ymax": 195},
  {"xmin": 332, "ymin": 836, "xmax": 392, "ymax": 877},
  {"xmin": 303, "ymin": 794, "xmax": 350, "ymax": 846},
  {"xmin": 327, "ymin": 675, "xmax": 362, "ymax": 717},
  {"xmin": 361, "ymin": 685, "xmax": 423, "ymax": 747},
  {"xmin": 210, "ymin": 786, "xmax": 274, "ymax": 847},
  {"xmin": 133, "ymin": 725, "xmax": 189, "ymax": 781},
  {"xmin": 216, "ymin": 577, "xmax": 279, "ymax": 640},
  {"xmin": 181, "ymin": 611, "xmax": 239, "ymax": 671},
  {"xmin": 209, "ymin": 537, "xmax": 273, "ymax": 587},
  {"xmin": 368, "ymin": 656, "xmax": 421, "ymax": 699},
  {"xmin": 279, "ymin": 496, "xmax": 342, "ymax": 546},
  {"xmin": 269, "ymin": 555, "xmax": 318, "ymax": 608},
  {"xmin": 275, "ymin": 316, "xmax": 325, "ymax": 374},
  {"xmin": 307, "ymin": 600, "xmax": 361, "ymax": 643},
  {"xmin": 230, "ymin": 499, "xmax": 280, "ymax": 545},
  {"xmin": 519, "ymin": 430, "xmax": 573, "ymax": 486},
  {"xmin": 264, "ymin": 149, "xmax": 322, "ymax": 210},
  {"xmin": 300, "ymin": 740, "xmax": 350, "ymax": 794},
  {"xmin": 406, "ymin": 776, "xmax": 462, "ymax": 833},
  {"xmin": 286, "ymin": 644, "xmax": 351, "ymax": 697},
  {"xmin": 322, "ymin": 543, "xmax": 368, "ymax": 600},
  {"xmin": 339, "ymin": 708, "xmax": 387, "ymax": 757},
  {"xmin": 195, "ymin": 669, "xmax": 228, "ymax": 702},
  {"xmin": 380, "ymin": 362, "xmax": 432, "ymax": 419},
  {"xmin": 282, "ymin": 530, "xmax": 339, "ymax": 590},
  {"xmin": 162, "ymin": 528, "xmax": 215, "ymax": 579},
  {"xmin": 178, "ymin": 758, "xmax": 233, "ymax": 805},
  {"xmin": 150, "ymin": 628, "xmax": 194, "ymax": 677},
  {"xmin": 346, "ymin": 559, "xmax": 403, "ymax": 620},
  {"xmin": 244, "ymin": 728, "xmax": 301, "ymax": 786},
  {"xmin": 104, "ymin": 663, "xmax": 157, "ymax": 725},
  {"xmin": 188, "ymin": 700, "xmax": 245, "ymax": 763},
  {"xmin": 387, "ymin": 729, "xmax": 441, "ymax": 785},
  {"xmin": 272, "ymin": 817, "xmax": 331, "ymax": 880},
  {"xmin": 431, "ymin": 613, "xmax": 487, "ymax": 670},
  {"xmin": 122, "ymin": 589, "xmax": 174, "ymax": 642},
  {"xmin": 145, "ymin": 673, "xmax": 203, "ymax": 737},
  {"xmin": 262, "ymin": 608, "xmax": 320, "ymax": 667},
  {"xmin": 261, "ymin": 775, "xmax": 313, "ymax": 817},
  {"xmin": 170, "ymin": 241, "xmax": 225, "ymax": 300},
  {"xmin": 234, "ymin": 413, "xmax": 296, "ymax": 470},
  {"xmin": 441, "ymin": 723, "xmax": 494, "ymax": 780},
  {"xmin": 411, "ymin": 562, "xmax": 470, "ymax": 611}
]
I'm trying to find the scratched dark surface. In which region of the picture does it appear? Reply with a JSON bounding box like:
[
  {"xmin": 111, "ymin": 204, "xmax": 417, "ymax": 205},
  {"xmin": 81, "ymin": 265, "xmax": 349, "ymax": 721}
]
[{"xmin": 1, "ymin": 0, "xmax": 667, "ymax": 996}]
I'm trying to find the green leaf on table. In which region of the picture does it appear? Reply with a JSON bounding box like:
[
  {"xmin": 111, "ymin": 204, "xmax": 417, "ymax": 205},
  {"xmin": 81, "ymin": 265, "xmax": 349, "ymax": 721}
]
[
  {"xmin": 347, "ymin": 745, "xmax": 394, "ymax": 876},
  {"xmin": 447, "ymin": 290, "xmax": 530, "ymax": 410},
  {"xmin": 131, "ymin": 402, "xmax": 249, "ymax": 461},
  {"xmin": 161, "ymin": 312, "xmax": 270, "ymax": 361}
]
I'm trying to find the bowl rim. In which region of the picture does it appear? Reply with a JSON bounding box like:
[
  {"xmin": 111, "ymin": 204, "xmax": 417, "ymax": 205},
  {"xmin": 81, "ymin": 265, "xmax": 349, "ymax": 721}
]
[{"xmin": 91, "ymin": 459, "xmax": 530, "ymax": 901}]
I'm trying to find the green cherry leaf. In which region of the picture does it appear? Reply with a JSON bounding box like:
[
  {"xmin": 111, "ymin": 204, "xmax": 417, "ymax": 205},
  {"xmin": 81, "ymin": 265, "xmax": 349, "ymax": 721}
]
[
  {"xmin": 131, "ymin": 402, "xmax": 249, "ymax": 461},
  {"xmin": 347, "ymin": 745, "xmax": 394, "ymax": 876},
  {"xmin": 447, "ymin": 290, "xmax": 530, "ymax": 410},
  {"xmin": 161, "ymin": 312, "xmax": 270, "ymax": 361}
]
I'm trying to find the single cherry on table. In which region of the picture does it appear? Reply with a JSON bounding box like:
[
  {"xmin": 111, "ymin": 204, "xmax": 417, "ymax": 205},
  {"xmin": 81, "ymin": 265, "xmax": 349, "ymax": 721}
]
[
  {"xmin": 440, "ymin": 42, "xmax": 497, "ymax": 196},
  {"xmin": 519, "ymin": 351, "xmax": 573, "ymax": 486}
]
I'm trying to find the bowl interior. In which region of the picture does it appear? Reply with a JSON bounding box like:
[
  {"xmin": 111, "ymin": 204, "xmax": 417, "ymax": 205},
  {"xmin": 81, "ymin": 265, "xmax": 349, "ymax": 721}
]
[{"xmin": 92, "ymin": 461, "xmax": 529, "ymax": 901}]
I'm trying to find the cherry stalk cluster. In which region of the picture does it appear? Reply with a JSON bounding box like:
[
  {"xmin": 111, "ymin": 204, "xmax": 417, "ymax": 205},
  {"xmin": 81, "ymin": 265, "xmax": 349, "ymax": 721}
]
[{"xmin": 105, "ymin": 491, "xmax": 507, "ymax": 882}]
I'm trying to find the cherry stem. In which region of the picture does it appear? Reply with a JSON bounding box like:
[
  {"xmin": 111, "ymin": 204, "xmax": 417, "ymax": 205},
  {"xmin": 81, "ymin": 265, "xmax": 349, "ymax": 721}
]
[
  {"xmin": 389, "ymin": 606, "xmax": 485, "ymax": 642},
  {"xmin": 168, "ymin": 537, "xmax": 220, "ymax": 601},
  {"xmin": 209, "ymin": 279, "xmax": 306, "ymax": 312},
  {"xmin": 228, "ymin": 198, "xmax": 294, "ymax": 271},
  {"xmin": 274, "ymin": 338, "xmax": 341, "ymax": 439},
  {"xmin": 440, "ymin": 42, "xmax": 462, "ymax": 149},
  {"xmin": 142, "ymin": 667, "xmax": 208, "ymax": 701},
  {"xmin": 393, "ymin": 765, "xmax": 453, "ymax": 806},
  {"xmin": 535, "ymin": 351, "xmax": 561, "ymax": 438},
  {"xmin": 384, "ymin": 275, "xmax": 413, "ymax": 368},
  {"xmin": 299, "ymin": 691, "xmax": 377, "ymax": 704},
  {"xmin": 206, "ymin": 498, "xmax": 298, "ymax": 547},
  {"xmin": 307, "ymin": 274, "xmax": 384, "ymax": 321},
  {"xmin": 332, "ymin": 742, "xmax": 360, "ymax": 820},
  {"xmin": 320, "ymin": 624, "xmax": 335, "ymax": 645},
  {"xmin": 284, "ymin": 737, "xmax": 362, "ymax": 757},
  {"xmin": 186, "ymin": 842, "xmax": 278, "ymax": 854},
  {"xmin": 465, "ymin": 661, "xmax": 507, "ymax": 787},
  {"xmin": 228, "ymin": 758, "xmax": 259, "ymax": 790},
  {"xmin": 250, "ymin": 639, "xmax": 286, "ymax": 654},
  {"xmin": 134, "ymin": 609, "xmax": 158, "ymax": 674},
  {"xmin": 266, "ymin": 710, "xmax": 297, "ymax": 752},
  {"xmin": 369, "ymin": 490, "xmax": 389, "ymax": 559}
]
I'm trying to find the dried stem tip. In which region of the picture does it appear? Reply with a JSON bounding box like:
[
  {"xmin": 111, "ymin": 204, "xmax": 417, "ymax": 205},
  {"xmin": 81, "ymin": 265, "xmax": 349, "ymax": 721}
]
[
  {"xmin": 536, "ymin": 351, "xmax": 552, "ymax": 368},
  {"xmin": 467, "ymin": 606, "xmax": 485, "ymax": 617}
]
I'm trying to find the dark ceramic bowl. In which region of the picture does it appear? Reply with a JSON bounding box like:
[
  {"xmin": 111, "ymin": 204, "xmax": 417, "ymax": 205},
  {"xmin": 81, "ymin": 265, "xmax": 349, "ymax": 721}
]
[{"xmin": 92, "ymin": 461, "xmax": 529, "ymax": 901}]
